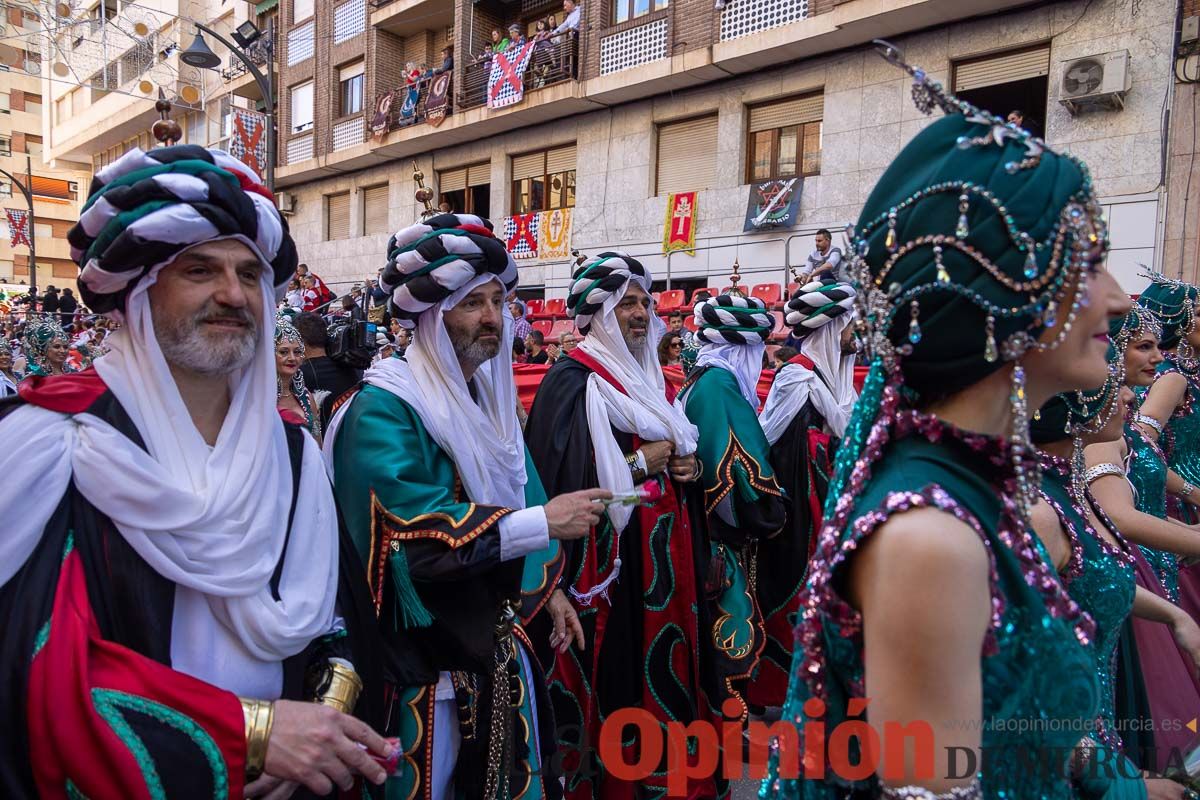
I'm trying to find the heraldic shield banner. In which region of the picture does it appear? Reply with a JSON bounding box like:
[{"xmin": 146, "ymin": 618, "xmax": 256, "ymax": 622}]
[{"xmin": 743, "ymin": 178, "xmax": 803, "ymax": 232}]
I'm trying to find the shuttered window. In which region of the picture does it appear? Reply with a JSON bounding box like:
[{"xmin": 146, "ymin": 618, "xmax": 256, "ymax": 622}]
[
  {"xmin": 747, "ymin": 95, "xmax": 823, "ymax": 181},
  {"xmin": 27, "ymin": 176, "xmax": 77, "ymax": 200},
  {"xmin": 362, "ymin": 184, "xmax": 389, "ymax": 235},
  {"xmin": 439, "ymin": 162, "xmax": 491, "ymax": 215},
  {"xmin": 953, "ymin": 46, "xmax": 1050, "ymax": 92},
  {"xmin": 326, "ymin": 192, "xmax": 350, "ymax": 240},
  {"xmin": 511, "ymin": 145, "xmax": 576, "ymax": 213},
  {"xmin": 290, "ymin": 81, "xmax": 313, "ymax": 132},
  {"xmin": 467, "ymin": 163, "xmax": 490, "ymax": 186},
  {"xmin": 656, "ymin": 115, "xmax": 717, "ymax": 195}
]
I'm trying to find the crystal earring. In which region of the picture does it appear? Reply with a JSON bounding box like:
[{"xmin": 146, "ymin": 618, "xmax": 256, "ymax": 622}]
[
  {"xmin": 886, "ymin": 209, "xmax": 898, "ymax": 253},
  {"xmin": 934, "ymin": 245, "xmax": 949, "ymax": 283},
  {"xmin": 956, "ymin": 192, "xmax": 970, "ymax": 239},
  {"xmin": 984, "ymin": 315, "xmax": 998, "ymax": 363},
  {"xmin": 276, "ymin": 377, "xmax": 284, "ymax": 400},
  {"xmin": 908, "ymin": 300, "xmax": 922, "ymax": 344},
  {"xmin": 1009, "ymin": 364, "xmax": 1037, "ymax": 523}
]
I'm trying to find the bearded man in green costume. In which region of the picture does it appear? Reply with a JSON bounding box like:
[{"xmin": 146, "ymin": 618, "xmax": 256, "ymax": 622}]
[
  {"xmin": 675, "ymin": 290, "xmax": 788, "ymax": 718},
  {"xmin": 324, "ymin": 213, "xmax": 609, "ymax": 799}
]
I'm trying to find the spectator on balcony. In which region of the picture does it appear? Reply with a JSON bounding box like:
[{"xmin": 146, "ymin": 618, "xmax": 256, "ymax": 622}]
[
  {"xmin": 508, "ymin": 22, "xmax": 527, "ymax": 48},
  {"xmin": 552, "ymin": 0, "xmax": 581, "ymax": 36},
  {"xmin": 489, "ymin": 27, "xmax": 510, "ymax": 54},
  {"xmin": 426, "ymin": 46, "xmax": 453, "ymax": 77},
  {"xmin": 404, "ymin": 61, "xmax": 422, "ymax": 87}
]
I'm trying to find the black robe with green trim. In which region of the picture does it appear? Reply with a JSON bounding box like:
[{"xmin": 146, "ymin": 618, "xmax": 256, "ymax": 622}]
[
  {"xmin": 331, "ymin": 383, "xmax": 562, "ymax": 800},
  {"xmin": 677, "ymin": 365, "xmax": 788, "ymax": 715}
]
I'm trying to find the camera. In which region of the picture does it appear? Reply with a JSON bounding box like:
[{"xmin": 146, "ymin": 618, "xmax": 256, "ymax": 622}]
[{"xmin": 327, "ymin": 319, "xmax": 379, "ymax": 370}]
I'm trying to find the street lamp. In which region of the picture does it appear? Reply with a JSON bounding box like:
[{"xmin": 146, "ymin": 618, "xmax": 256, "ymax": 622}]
[
  {"xmin": 0, "ymin": 155, "xmax": 39, "ymax": 296},
  {"xmin": 179, "ymin": 23, "xmax": 277, "ymax": 191}
]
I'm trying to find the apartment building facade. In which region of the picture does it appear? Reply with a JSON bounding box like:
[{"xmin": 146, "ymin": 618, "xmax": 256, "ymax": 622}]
[
  {"xmin": 265, "ymin": 0, "xmax": 1197, "ymax": 298},
  {"xmin": 0, "ymin": 4, "xmax": 90, "ymax": 286}
]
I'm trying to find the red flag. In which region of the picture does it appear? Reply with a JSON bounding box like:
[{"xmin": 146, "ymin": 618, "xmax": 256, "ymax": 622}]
[
  {"xmin": 662, "ymin": 191, "xmax": 697, "ymax": 255},
  {"xmin": 6, "ymin": 208, "xmax": 30, "ymax": 248}
]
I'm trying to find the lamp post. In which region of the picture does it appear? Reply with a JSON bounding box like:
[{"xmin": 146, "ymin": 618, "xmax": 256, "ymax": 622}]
[
  {"xmin": 180, "ymin": 21, "xmax": 276, "ymax": 191},
  {"xmin": 0, "ymin": 154, "xmax": 38, "ymax": 296}
]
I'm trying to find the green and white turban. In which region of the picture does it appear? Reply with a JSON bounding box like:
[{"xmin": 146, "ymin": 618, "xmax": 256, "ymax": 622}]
[
  {"xmin": 784, "ymin": 279, "xmax": 857, "ymax": 340},
  {"xmin": 68, "ymin": 145, "xmax": 297, "ymax": 316},
  {"xmin": 567, "ymin": 252, "xmax": 651, "ymax": 336},
  {"xmin": 693, "ymin": 294, "xmax": 774, "ymax": 345}
]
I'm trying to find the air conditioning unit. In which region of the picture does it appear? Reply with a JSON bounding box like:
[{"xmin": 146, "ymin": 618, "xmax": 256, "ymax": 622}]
[
  {"xmin": 277, "ymin": 193, "xmax": 297, "ymax": 215},
  {"xmin": 1059, "ymin": 50, "xmax": 1131, "ymax": 114}
]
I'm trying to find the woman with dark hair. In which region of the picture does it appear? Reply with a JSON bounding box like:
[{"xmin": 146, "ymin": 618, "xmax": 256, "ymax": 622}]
[
  {"xmin": 275, "ymin": 313, "xmax": 322, "ymax": 443},
  {"xmin": 657, "ymin": 331, "xmax": 683, "ymax": 367},
  {"xmin": 765, "ymin": 43, "xmax": 1132, "ymax": 800}
]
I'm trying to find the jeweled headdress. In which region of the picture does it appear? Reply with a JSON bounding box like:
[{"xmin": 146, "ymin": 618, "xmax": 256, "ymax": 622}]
[
  {"xmin": 274, "ymin": 311, "xmax": 305, "ymax": 356},
  {"xmin": 1136, "ymin": 267, "xmax": 1199, "ymax": 355},
  {"xmin": 835, "ymin": 40, "xmax": 1109, "ymax": 522},
  {"xmin": 23, "ymin": 316, "xmax": 68, "ymax": 377}
]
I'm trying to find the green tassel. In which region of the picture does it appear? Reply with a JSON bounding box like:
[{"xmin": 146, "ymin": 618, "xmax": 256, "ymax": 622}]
[{"xmin": 389, "ymin": 543, "xmax": 434, "ymax": 629}]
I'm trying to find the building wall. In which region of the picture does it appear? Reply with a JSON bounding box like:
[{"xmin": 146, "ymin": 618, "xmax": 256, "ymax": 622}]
[{"xmin": 283, "ymin": 0, "xmax": 1179, "ymax": 296}]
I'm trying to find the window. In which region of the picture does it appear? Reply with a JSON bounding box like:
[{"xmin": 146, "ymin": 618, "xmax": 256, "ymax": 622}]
[
  {"xmin": 55, "ymin": 94, "xmax": 70, "ymax": 123},
  {"xmin": 952, "ymin": 45, "xmax": 1050, "ymax": 138},
  {"xmin": 0, "ymin": 135, "xmax": 9, "ymax": 156},
  {"xmin": 511, "ymin": 145, "xmax": 575, "ymax": 214},
  {"xmin": 326, "ymin": 192, "xmax": 350, "ymax": 240},
  {"xmin": 24, "ymin": 92, "xmax": 42, "ymax": 110},
  {"xmin": 656, "ymin": 115, "xmax": 717, "ymax": 195},
  {"xmin": 23, "ymin": 134, "xmax": 43, "ymax": 158},
  {"xmin": 746, "ymin": 94, "xmax": 823, "ymax": 181},
  {"xmin": 0, "ymin": 179, "xmax": 11, "ymax": 198},
  {"xmin": 27, "ymin": 177, "xmax": 78, "ymax": 200},
  {"xmin": 0, "ymin": 93, "xmax": 9, "ymax": 112},
  {"xmin": 290, "ymin": 81, "xmax": 313, "ymax": 132},
  {"xmin": 362, "ymin": 184, "xmax": 389, "ymax": 235},
  {"xmin": 614, "ymin": 0, "xmax": 667, "ymax": 24},
  {"xmin": 293, "ymin": 0, "xmax": 313, "ymax": 24},
  {"xmin": 338, "ymin": 61, "xmax": 364, "ymax": 117},
  {"xmin": 439, "ymin": 163, "xmax": 491, "ymax": 217},
  {"xmin": 186, "ymin": 111, "xmax": 205, "ymax": 144}
]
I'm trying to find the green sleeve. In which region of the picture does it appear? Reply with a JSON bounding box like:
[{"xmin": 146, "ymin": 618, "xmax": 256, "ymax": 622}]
[{"xmin": 682, "ymin": 368, "xmax": 786, "ymax": 539}]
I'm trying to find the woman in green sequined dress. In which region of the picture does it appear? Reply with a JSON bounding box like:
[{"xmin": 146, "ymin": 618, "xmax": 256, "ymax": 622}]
[
  {"xmin": 1034, "ymin": 350, "xmax": 1200, "ymax": 797},
  {"xmin": 762, "ymin": 42, "xmax": 1132, "ymax": 800},
  {"xmin": 1124, "ymin": 278, "xmax": 1200, "ymax": 606},
  {"xmin": 1085, "ymin": 310, "xmax": 1200, "ymax": 774}
]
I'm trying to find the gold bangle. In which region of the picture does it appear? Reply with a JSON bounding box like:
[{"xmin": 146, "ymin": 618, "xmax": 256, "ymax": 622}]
[
  {"xmin": 317, "ymin": 661, "xmax": 363, "ymax": 715},
  {"xmin": 239, "ymin": 698, "xmax": 275, "ymax": 781}
]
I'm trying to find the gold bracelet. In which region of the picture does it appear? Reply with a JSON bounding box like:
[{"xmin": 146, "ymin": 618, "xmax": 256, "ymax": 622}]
[
  {"xmin": 316, "ymin": 661, "xmax": 363, "ymax": 715},
  {"xmin": 239, "ymin": 698, "xmax": 275, "ymax": 781}
]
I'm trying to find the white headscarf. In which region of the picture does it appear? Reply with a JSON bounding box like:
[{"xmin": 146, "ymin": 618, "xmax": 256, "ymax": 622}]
[
  {"xmin": 325, "ymin": 274, "xmax": 527, "ymax": 509},
  {"xmin": 0, "ymin": 260, "xmax": 339, "ymax": 694},
  {"xmin": 576, "ymin": 273, "xmax": 698, "ymax": 534},
  {"xmin": 759, "ymin": 314, "xmax": 858, "ymax": 443}
]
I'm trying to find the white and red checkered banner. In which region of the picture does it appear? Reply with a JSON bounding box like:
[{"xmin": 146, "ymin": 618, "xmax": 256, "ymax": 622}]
[
  {"xmin": 228, "ymin": 108, "xmax": 268, "ymax": 179},
  {"xmin": 5, "ymin": 208, "xmax": 30, "ymax": 248}
]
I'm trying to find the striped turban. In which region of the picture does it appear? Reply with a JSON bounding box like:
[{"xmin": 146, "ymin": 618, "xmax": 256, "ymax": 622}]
[
  {"xmin": 566, "ymin": 252, "xmax": 650, "ymax": 335},
  {"xmin": 693, "ymin": 294, "xmax": 774, "ymax": 345},
  {"xmin": 784, "ymin": 278, "xmax": 857, "ymax": 339},
  {"xmin": 381, "ymin": 213, "xmax": 517, "ymax": 328},
  {"xmin": 69, "ymin": 145, "xmax": 296, "ymax": 315}
]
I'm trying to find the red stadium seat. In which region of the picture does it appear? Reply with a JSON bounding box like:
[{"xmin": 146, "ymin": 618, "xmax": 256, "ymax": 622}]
[
  {"xmin": 532, "ymin": 319, "xmax": 553, "ymax": 337},
  {"xmin": 770, "ymin": 310, "xmax": 786, "ymax": 341},
  {"xmin": 657, "ymin": 289, "xmax": 685, "ymax": 312},
  {"xmin": 751, "ymin": 283, "xmax": 782, "ymax": 308},
  {"xmin": 543, "ymin": 298, "xmax": 566, "ymax": 319},
  {"xmin": 786, "ymin": 282, "xmax": 801, "ymax": 299},
  {"xmin": 525, "ymin": 298, "xmax": 546, "ymax": 319},
  {"xmin": 683, "ymin": 316, "xmax": 698, "ymax": 333},
  {"xmin": 652, "ymin": 291, "xmax": 662, "ymax": 304},
  {"xmin": 549, "ymin": 319, "xmax": 575, "ymax": 343},
  {"xmin": 690, "ymin": 286, "xmax": 719, "ymax": 304}
]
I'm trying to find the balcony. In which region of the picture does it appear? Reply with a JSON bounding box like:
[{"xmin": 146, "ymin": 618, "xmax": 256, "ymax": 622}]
[
  {"xmin": 370, "ymin": 73, "xmax": 451, "ymax": 136},
  {"xmin": 372, "ymin": 0, "xmax": 453, "ymax": 38},
  {"xmin": 459, "ymin": 35, "xmax": 578, "ymax": 111},
  {"xmin": 221, "ymin": 33, "xmax": 274, "ymax": 102}
]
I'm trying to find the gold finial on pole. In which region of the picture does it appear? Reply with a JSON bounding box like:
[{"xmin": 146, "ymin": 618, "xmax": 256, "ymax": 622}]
[
  {"xmin": 151, "ymin": 88, "xmax": 182, "ymax": 146},
  {"xmin": 727, "ymin": 258, "xmax": 745, "ymax": 297},
  {"xmin": 412, "ymin": 161, "xmax": 435, "ymax": 218}
]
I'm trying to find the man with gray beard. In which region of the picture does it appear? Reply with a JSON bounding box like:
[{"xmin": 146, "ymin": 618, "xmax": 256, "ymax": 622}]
[
  {"xmin": 324, "ymin": 213, "xmax": 608, "ymax": 799},
  {"xmin": 0, "ymin": 145, "xmax": 392, "ymax": 798}
]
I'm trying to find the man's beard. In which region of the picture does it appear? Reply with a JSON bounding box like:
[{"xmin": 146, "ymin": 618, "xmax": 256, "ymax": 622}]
[
  {"xmin": 154, "ymin": 303, "xmax": 259, "ymax": 375},
  {"xmin": 622, "ymin": 330, "xmax": 647, "ymax": 351},
  {"xmin": 450, "ymin": 324, "xmax": 501, "ymax": 370}
]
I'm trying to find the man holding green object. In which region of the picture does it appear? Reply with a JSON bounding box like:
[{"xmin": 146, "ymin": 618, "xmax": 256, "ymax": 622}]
[{"xmin": 325, "ymin": 213, "xmax": 608, "ymax": 800}]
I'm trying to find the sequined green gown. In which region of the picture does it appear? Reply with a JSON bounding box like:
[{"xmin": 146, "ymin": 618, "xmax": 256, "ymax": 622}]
[
  {"xmin": 1038, "ymin": 455, "xmax": 1145, "ymax": 800},
  {"xmin": 761, "ymin": 406, "xmax": 1101, "ymax": 800}
]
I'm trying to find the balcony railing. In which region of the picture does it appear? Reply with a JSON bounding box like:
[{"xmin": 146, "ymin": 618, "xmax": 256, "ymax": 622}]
[
  {"xmin": 221, "ymin": 35, "xmax": 274, "ymax": 82},
  {"xmin": 459, "ymin": 34, "xmax": 577, "ymax": 112},
  {"xmin": 370, "ymin": 71, "xmax": 454, "ymax": 137}
]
